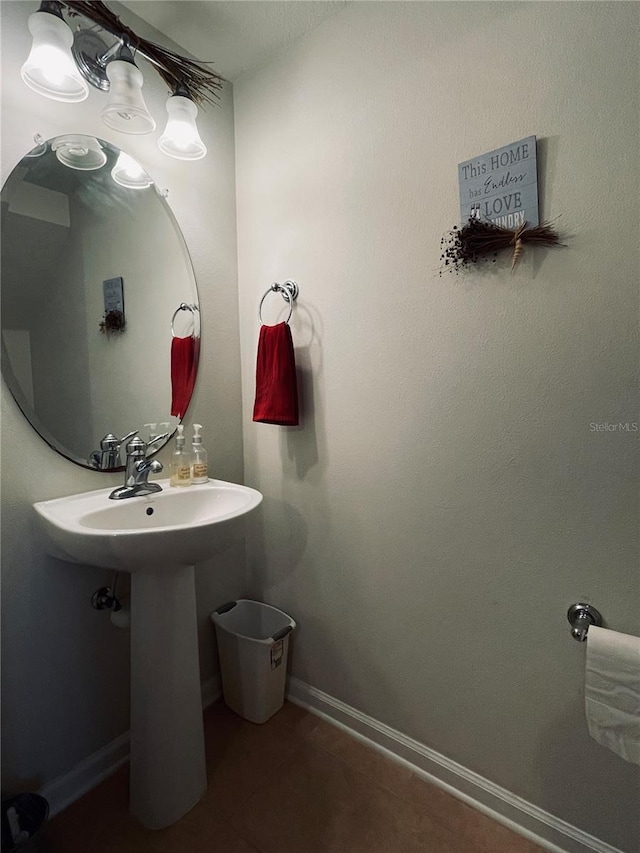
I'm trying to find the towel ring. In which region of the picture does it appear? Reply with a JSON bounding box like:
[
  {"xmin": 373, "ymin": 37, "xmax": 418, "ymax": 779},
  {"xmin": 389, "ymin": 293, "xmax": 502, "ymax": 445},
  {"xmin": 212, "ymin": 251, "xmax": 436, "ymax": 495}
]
[
  {"xmin": 258, "ymin": 280, "xmax": 299, "ymax": 325},
  {"xmin": 171, "ymin": 303, "xmax": 199, "ymax": 338}
]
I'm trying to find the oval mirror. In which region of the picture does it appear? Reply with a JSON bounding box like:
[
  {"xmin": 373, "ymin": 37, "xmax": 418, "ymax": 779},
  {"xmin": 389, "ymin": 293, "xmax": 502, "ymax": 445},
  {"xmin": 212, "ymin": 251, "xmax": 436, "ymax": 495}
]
[{"xmin": 1, "ymin": 134, "xmax": 200, "ymax": 470}]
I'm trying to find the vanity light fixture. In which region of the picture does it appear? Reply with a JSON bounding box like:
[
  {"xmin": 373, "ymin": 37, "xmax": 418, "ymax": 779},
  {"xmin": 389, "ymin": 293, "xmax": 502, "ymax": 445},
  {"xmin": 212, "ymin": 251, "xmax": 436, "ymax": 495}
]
[
  {"xmin": 101, "ymin": 42, "xmax": 156, "ymax": 135},
  {"xmin": 21, "ymin": 1, "xmax": 89, "ymax": 102},
  {"xmin": 20, "ymin": 0, "xmax": 224, "ymax": 158},
  {"xmin": 158, "ymin": 86, "xmax": 207, "ymax": 161},
  {"xmin": 111, "ymin": 151, "xmax": 153, "ymax": 189},
  {"xmin": 52, "ymin": 134, "xmax": 107, "ymax": 170}
]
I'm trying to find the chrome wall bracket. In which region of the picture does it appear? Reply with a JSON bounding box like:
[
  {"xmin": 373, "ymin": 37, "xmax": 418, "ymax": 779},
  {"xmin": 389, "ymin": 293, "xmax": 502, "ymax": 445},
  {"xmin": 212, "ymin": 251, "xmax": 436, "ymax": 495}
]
[
  {"xmin": 71, "ymin": 30, "xmax": 116, "ymax": 91},
  {"xmin": 567, "ymin": 602, "xmax": 603, "ymax": 642},
  {"xmin": 278, "ymin": 280, "xmax": 299, "ymax": 303},
  {"xmin": 258, "ymin": 280, "xmax": 299, "ymax": 324}
]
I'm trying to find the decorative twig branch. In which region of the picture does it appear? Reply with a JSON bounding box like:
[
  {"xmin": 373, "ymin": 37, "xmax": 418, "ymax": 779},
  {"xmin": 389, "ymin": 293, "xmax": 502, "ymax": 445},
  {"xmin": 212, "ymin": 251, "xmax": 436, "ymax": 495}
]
[
  {"xmin": 99, "ymin": 309, "xmax": 125, "ymax": 335},
  {"xmin": 440, "ymin": 217, "xmax": 564, "ymax": 275},
  {"xmin": 63, "ymin": 1, "xmax": 225, "ymax": 106}
]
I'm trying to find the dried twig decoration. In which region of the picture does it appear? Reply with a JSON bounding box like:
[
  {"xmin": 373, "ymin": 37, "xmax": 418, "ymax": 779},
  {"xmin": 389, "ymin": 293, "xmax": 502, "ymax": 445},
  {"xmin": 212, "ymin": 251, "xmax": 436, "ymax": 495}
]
[
  {"xmin": 64, "ymin": 1, "xmax": 225, "ymax": 106},
  {"xmin": 440, "ymin": 218, "xmax": 564, "ymax": 275},
  {"xmin": 99, "ymin": 309, "xmax": 125, "ymax": 335}
]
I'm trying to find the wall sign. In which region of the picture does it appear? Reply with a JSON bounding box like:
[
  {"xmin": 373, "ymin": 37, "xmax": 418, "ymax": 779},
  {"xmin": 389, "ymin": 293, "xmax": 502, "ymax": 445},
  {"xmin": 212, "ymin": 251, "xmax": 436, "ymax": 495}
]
[
  {"xmin": 458, "ymin": 136, "xmax": 538, "ymax": 229},
  {"xmin": 103, "ymin": 276, "xmax": 124, "ymax": 315},
  {"xmin": 100, "ymin": 276, "xmax": 125, "ymax": 335}
]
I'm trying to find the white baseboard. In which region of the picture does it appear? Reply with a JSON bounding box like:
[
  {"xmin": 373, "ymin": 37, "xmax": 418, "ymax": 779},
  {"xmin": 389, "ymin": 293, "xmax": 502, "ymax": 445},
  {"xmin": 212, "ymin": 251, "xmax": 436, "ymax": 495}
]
[
  {"xmin": 39, "ymin": 733, "xmax": 130, "ymax": 819},
  {"xmin": 40, "ymin": 674, "xmax": 223, "ymax": 818},
  {"xmin": 286, "ymin": 677, "xmax": 625, "ymax": 853},
  {"xmin": 39, "ymin": 672, "xmax": 624, "ymax": 853}
]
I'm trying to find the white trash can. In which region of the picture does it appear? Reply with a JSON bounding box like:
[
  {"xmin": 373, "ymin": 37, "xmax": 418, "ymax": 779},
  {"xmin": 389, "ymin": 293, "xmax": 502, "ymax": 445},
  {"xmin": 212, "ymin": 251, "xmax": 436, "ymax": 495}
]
[{"xmin": 211, "ymin": 599, "xmax": 296, "ymax": 724}]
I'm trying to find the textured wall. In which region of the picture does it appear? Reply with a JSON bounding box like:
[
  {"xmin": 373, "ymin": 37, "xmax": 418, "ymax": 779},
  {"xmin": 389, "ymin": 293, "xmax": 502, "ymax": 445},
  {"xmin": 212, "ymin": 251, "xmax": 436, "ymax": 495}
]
[
  {"xmin": 0, "ymin": 1, "xmax": 244, "ymax": 793},
  {"xmin": 234, "ymin": 3, "xmax": 640, "ymax": 850}
]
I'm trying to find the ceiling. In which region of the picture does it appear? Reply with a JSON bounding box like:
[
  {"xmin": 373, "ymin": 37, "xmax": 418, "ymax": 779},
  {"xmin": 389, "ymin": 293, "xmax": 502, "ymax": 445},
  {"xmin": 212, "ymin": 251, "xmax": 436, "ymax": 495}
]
[{"xmin": 118, "ymin": 1, "xmax": 349, "ymax": 82}]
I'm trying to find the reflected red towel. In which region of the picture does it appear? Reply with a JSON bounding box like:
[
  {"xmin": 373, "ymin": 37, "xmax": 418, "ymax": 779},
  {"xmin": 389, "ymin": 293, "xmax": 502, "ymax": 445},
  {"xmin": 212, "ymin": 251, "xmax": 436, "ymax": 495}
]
[
  {"xmin": 171, "ymin": 335, "xmax": 199, "ymax": 418},
  {"xmin": 253, "ymin": 322, "xmax": 299, "ymax": 425}
]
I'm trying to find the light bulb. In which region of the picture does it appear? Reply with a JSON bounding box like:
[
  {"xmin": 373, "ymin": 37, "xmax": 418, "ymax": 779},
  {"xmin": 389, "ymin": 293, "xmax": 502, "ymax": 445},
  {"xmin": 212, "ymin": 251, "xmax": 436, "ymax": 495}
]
[
  {"xmin": 101, "ymin": 59, "xmax": 156, "ymax": 135},
  {"xmin": 158, "ymin": 94, "xmax": 207, "ymax": 161},
  {"xmin": 21, "ymin": 6, "xmax": 88, "ymax": 102},
  {"xmin": 111, "ymin": 151, "xmax": 153, "ymax": 189}
]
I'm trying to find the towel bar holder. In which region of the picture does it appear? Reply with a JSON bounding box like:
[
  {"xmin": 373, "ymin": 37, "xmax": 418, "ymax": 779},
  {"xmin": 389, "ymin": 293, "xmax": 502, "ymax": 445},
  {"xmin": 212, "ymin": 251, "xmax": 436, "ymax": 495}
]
[
  {"xmin": 171, "ymin": 303, "xmax": 199, "ymax": 337},
  {"xmin": 567, "ymin": 603, "xmax": 603, "ymax": 642},
  {"xmin": 258, "ymin": 280, "xmax": 299, "ymax": 324}
]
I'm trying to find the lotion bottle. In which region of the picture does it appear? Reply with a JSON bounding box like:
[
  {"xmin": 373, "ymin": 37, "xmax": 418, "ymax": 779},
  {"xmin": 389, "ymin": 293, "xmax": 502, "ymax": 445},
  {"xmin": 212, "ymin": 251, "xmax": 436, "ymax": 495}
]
[
  {"xmin": 170, "ymin": 425, "xmax": 191, "ymax": 486},
  {"xmin": 191, "ymin": 423, "xmax": 209, "ymax": 484},
  {"xmin": 144, "ymin": 422, "xmax": 158, "ymax": 442}
]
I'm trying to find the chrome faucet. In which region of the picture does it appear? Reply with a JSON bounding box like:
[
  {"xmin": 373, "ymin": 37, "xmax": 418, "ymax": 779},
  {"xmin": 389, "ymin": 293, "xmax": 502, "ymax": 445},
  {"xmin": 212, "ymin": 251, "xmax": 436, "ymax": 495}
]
[
  {"xmin": 89, "ymin": 430, "xmax": 138, "ymax": 470},
  {"xmin": 109, "ymin": 434, "xmax": 168, "ymax": 500}
]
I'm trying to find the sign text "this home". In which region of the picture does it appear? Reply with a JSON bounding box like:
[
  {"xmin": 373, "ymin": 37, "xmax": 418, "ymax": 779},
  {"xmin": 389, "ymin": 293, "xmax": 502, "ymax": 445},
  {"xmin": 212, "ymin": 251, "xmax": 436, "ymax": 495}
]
[{"xmin": 458, "ymin": 136, "xmax": 539, "ymax": 229}]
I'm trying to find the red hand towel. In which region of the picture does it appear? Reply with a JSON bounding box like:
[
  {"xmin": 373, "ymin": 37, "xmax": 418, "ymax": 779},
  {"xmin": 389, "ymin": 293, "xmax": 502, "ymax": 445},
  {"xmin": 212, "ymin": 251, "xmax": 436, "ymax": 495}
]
[
  {"xmin": 171, "ymin": 335, "xmax": 199, "ymax": 418},
  {"xmin": 253, "ymin": 322, "xmax": 299, "ymax": 426}
]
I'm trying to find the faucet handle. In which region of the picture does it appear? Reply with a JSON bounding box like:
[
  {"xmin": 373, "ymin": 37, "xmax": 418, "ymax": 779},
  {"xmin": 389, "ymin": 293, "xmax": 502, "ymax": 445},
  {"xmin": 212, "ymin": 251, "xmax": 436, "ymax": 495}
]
[
  {"xmin": 119, "ymin": 429, "xmax": 139, "ymax": 446},
  {"xmin": 147, "ymin": 432, "xmax": 170, "ymax": 450}
]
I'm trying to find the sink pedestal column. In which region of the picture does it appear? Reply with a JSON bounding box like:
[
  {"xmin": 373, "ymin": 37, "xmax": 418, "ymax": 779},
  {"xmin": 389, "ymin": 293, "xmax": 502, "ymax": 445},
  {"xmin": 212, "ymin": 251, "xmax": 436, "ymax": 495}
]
[{"xmin": 130, "ymin": 565, "xmax": 206, "ymax": 829}]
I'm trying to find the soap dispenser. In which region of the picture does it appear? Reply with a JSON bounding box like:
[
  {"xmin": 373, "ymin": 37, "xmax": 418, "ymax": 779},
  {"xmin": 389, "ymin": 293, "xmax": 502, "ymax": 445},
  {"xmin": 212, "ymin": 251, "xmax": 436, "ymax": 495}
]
[
  {"xmin": 144, "ymin": 422, "xmax": 158, "ymax": 442},
  {"xmin": 170, "ymin": 425, "xmax": 191, "ymax": 487},
  {"xmin": 191, "ymin": 423, "xmax": 209, "ymax": 484}
]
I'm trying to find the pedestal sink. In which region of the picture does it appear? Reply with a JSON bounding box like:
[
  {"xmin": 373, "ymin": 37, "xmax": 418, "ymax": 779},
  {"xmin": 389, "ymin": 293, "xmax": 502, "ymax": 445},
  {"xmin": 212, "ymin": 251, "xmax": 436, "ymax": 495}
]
[{"xmin": 33, "ymin": 479, "xmax": 262, "ymax": 829}]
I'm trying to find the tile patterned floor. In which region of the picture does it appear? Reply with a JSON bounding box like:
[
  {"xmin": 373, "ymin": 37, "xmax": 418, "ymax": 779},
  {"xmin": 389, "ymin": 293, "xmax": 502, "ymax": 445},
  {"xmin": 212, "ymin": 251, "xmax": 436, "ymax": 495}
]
[{"xmin": 46, "ymin": 701, "xmax": 548, "ymax": 852}]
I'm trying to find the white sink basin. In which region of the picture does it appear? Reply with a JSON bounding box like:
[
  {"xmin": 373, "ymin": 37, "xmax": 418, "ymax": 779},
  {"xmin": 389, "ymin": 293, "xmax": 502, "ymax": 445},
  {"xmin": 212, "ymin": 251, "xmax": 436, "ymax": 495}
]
[
  {"xmin": 34, "ymin": 478, "xmax": 262, "ymax": 572},
  {"xmin": 33, "ymin": 478, "xmax": 262, "ymax": 830}
]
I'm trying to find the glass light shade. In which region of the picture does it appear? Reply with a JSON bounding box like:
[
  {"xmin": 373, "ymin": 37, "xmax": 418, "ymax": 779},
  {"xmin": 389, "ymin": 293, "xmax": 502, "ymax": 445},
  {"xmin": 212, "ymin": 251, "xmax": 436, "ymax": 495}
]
[
  {"xmin": 111, "ymin": 151, "xmax": 153, "ymax": 189},
  {"xmin": 52, "ymin": 135, "xmax": 106, "ymax": 171},
  {"xmin": 158, "ymin": 95, "xmax": 207, "ymax": 160},
  {"xmin": 101, "ymin": 60, "xmax": 156, "ymax": 135},
  {"xmin": 21, "ymin": 11, "xmax": 88, "ymax": 102}
]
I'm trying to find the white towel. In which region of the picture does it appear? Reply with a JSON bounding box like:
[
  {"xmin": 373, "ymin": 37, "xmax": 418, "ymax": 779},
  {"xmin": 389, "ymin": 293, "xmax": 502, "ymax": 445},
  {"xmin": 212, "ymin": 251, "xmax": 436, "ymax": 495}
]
[{"xmin": 585, "ymin": 625, "xmax": 640, "ymax": 765}]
